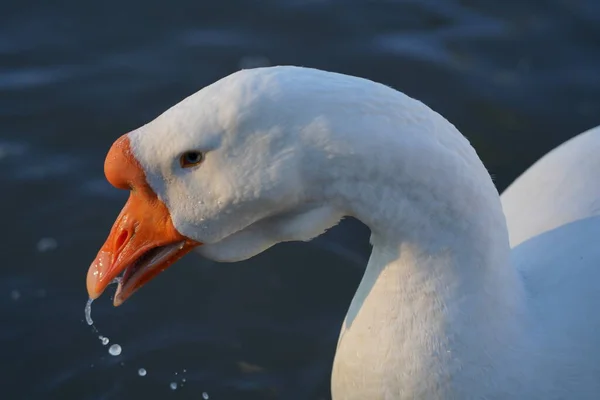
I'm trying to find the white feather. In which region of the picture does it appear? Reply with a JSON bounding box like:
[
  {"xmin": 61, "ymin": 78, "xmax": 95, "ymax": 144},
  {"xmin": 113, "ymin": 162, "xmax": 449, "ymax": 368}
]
[{"xmin": 127, "ymin": 66, "xmax": 600, "ymax": 399}]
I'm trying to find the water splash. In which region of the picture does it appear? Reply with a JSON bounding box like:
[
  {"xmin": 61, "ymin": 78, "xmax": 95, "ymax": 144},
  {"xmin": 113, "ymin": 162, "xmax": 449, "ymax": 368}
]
[{"xmin": 85, "ymin": 278, "xmax": 124, "ymax": 359}]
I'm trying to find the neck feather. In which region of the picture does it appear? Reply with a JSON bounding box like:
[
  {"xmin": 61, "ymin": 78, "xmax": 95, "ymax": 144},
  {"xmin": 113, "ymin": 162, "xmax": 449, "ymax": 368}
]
[{"xmin": 320, "ymin": 99, "xmax": 534, "ymax": 397}]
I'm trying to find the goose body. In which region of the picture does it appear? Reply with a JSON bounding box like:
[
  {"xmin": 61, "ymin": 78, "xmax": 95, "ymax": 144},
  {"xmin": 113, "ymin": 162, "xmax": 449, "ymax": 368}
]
[
  {"xmin": 502, "ymin": 126, "xmax": 600, "ymax": 246},
  {"xmin": 87, "ymin": 66, "xmax": 600, "ymax": 399}
]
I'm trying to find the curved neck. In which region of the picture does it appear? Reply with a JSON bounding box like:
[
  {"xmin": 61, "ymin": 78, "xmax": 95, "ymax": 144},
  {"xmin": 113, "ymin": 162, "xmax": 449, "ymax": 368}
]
[
  {"xmin": 323, "ymin": 101, "xmax": 532, "ymax": 396},
  {"xmin": 336, "ymin": 122, "xmax": 528, "ymax": 342}
]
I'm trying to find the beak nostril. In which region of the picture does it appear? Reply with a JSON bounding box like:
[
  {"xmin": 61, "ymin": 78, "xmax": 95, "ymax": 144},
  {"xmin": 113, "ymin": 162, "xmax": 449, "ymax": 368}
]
[{"xmin": 114, "ymin": 229, "xmax": 130, "ymax": 254}]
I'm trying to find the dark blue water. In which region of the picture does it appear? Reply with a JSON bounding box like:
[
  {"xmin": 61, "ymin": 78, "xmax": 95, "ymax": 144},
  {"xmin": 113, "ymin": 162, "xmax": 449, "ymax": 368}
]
[{"xmin": 1, "ymin": 0, "xmax": 599, "ymax": 398}]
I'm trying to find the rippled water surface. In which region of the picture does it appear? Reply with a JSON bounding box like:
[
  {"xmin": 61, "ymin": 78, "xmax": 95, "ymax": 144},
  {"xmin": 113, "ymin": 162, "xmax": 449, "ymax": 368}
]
[{"xmin": 1, "ymin": 0, "xmax": 599, "ymax": 398}]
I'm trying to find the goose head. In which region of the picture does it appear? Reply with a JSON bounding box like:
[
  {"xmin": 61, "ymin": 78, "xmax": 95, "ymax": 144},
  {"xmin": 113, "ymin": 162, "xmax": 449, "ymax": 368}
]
[{"xmin": 87, "ymin": 66, "xmax": 362, "ymax": 305}]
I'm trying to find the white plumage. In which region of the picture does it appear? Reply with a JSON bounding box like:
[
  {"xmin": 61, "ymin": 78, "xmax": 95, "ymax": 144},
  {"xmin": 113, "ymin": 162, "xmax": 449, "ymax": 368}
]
[{"xmin": 126, "ymin": 66, "xmax": 600, "ymax": 399}]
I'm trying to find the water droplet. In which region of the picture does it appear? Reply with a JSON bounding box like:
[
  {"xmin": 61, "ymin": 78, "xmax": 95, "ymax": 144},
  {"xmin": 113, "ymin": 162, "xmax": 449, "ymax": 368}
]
[
  {"xmin": 85, "ymin": 298, "xmax": 94, "ymax": 325},
  {"xmin": 183, "ymin": 369, "xmax": 187, "ymax": 373},
  {"xmin": 202, "ymin": 392, "xmax": 209, "ymax": 399},
  {"xmin": 170, "ymin": 382, "xmax": 178, "ymax": 390},
  {"xmin": 99, "ymin": 336, "xmax": 109, "ymax": 345},
  {"xmin": 36, "ymin": 237, "xmax": 58, "ymax": 252},
  {"xmin": 138, "ymin": 368, "xmax": 147, "ymax": 377},
  {"xmin": 108, "ymin": 344, "xmax": 122, "ymax": 356},
  {"xmin": 181, "ymin": 378, "xmax": 186, "ymax": 383},
  {"xmin": 175, "ymin": 371, "xmax": 178, "ymax": 375},
  {"xmin": 110, "ymin": 277, "xmax": 122, "ymax": 285},
  {"xmin": 10, "ymin": 289, "xmax": 20, "ymax": 301}
]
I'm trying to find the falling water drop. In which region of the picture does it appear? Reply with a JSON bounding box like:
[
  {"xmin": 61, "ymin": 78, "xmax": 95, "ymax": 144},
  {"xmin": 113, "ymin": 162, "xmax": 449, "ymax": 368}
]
[
  {"xmin": 138, "ymin": 368, "xmax": 147, "ymax": 377},
  {"xmin": 108, "ymin": 344, "xmax": 122, "ymax": 356},
  {"xmin": 170, "ymin": 382, "xmax": 178, "ymax": 390},
  {"xmin": 85, "ymin": 298, "xmax": 94, "ymax": 325}
]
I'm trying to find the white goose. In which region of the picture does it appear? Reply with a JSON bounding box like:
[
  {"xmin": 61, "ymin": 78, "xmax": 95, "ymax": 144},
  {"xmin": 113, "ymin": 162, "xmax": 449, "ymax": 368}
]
[{"xmin": 86, "ymin": 66, "xmax": 600, "ymax": 399}]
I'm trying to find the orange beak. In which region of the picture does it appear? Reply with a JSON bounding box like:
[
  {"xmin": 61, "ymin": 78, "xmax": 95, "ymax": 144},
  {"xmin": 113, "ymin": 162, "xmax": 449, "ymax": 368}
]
[{"xmin": 86, "ymin": 135, "xmax": 201, "ymax": 306}]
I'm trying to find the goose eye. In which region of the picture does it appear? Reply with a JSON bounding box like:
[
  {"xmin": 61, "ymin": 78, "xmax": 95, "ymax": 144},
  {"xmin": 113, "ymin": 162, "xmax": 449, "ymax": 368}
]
[{"xmin": 180, "ymin": 151, "xmax": 204, "ymax": 168}]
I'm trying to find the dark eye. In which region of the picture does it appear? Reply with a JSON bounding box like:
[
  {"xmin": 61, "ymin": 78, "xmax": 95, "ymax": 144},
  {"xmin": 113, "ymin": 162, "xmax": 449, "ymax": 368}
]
[{"xmin": 180, "ymin": 151, "xmax": 204, "ymax": 168}]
